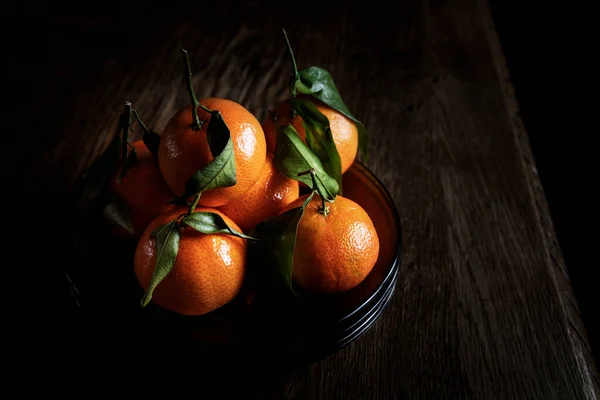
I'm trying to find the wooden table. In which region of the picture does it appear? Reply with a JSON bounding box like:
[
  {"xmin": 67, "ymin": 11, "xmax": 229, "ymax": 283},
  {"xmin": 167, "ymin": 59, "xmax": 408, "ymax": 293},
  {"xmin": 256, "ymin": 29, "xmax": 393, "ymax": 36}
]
[{"xmin": 9, "ymin": 0, "xmax": 599, "ymax": 398}]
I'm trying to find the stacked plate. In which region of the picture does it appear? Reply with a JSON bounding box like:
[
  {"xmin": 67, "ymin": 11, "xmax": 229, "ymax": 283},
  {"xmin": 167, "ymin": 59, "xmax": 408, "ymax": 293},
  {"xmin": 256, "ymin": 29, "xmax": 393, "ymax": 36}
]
[
  {"xmin": 247, "ymin": 162, "xmax": 402, "ymax": 361},
  {"xmin": 67, "ymin": 162, "xmax": 402, "ymax": 363}
]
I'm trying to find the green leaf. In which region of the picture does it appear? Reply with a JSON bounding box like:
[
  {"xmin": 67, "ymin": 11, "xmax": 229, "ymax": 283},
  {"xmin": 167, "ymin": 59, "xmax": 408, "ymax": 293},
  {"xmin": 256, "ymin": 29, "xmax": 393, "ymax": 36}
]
[
  {"xmin": 296, "ymin": 66, "xmax": 368, "ymax": 160},
  {"xmin": 181, "ymin": 211, "xmax": 256, "ymax": 240},
  {"xmin": 356, "ymin": 124, "xmax": 368, "ymax": 161},
  {"xmin": 74, "ymin": 107, "xmax": 127, "ymax": 253},
  {"xmin": 183, "ymin": 137, "xmax": 236, "ymax": 198},
  {"xmin": 79, "ymin": 135, "xmax": 121, "ymax": 205},
  {"xmin": 142, "ymin": 130, "xmax": 161, "ymax": 159},
  {"xmin": 133, "ymin": 109, "xmax": 161, "ymax": 159},
  {"xmin": 296, "ymin": 67, "xmax": 356, "ymax": 121},
  {"xmin": 251, "ymin": 191, "xmax": 314, "ymax": 294},
  {"xmin": 290, "ymin": 98, "xmax": 343, "ymax": 193},
  {"xmin": 273, "ymin": 125, "xmax": 338, "ymax": 201},
  {"xmin": 141, "ymin": 220, "xmax": 180, "ymax": 307},
  {"xmin": 206, "ymin": 111, "xmax": 230, "ymax": 157},
  {"xmin": 182, "ymin": 111, "xmax": 237, "ymax": 198},
  {"xmin": 102, "ymin": 197, "xmax": 134, "ymax": 235},
  {"xmin": 119, "ymin": 102, "xmax": 133, "ymax": 164},
  {"xmin": 150, "ymin": 223, "xmax": 167, "ymax": 238},
  {"xmin": 116, "ymin": 146, "xmax": 138, "ymax": 184}
]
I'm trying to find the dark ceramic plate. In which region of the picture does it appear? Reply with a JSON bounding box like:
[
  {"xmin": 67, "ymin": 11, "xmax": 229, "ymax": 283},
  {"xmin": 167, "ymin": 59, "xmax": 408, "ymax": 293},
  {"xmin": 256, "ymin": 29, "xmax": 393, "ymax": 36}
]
[
  {"xmin": 246, "ymin": 162, "xmax": 403, "ymax": 360},
  {"xmin": 68, "ymin": 161, "xmax": 402, "ymax": 362}
]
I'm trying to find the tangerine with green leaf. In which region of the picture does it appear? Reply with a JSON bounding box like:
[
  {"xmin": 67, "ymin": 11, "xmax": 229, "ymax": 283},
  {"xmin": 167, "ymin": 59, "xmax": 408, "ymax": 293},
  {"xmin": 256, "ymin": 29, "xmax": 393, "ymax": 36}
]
[
  {"xmin": 217, "ymin": 153, "xmax": 299, "ymax": 232},
  {"xmin": 134, "ymin": 207, "xmax": 247, "ymax": 316},
  {"xmin": 280, "ymin": 193, "xmax": 379, "ymax": 293},
  {"xmin": 109, "ymin": 140, "xmax": 175, "ymax": 235},
  {"xmin": 262, "ymin": 98, "xmax": 358, "ymax": 174},
  {"xmin": 159, "ymin": 97, "xmax": 266, "ymax": 207}
]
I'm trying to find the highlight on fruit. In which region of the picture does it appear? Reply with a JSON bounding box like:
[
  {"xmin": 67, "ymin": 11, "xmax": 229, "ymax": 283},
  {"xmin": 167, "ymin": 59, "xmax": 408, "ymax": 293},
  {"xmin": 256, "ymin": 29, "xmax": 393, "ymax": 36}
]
[{"xmin": 78, "ymin": 29, "xmax": 380, "ymax": 318}]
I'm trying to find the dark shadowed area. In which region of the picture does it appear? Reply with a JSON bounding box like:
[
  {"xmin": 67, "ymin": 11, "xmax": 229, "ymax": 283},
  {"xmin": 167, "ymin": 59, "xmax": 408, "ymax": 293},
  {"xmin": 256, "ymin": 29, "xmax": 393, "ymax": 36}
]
[{"xmin": 3, "ymin": 0, "xmax": 598, "ymax": 398}]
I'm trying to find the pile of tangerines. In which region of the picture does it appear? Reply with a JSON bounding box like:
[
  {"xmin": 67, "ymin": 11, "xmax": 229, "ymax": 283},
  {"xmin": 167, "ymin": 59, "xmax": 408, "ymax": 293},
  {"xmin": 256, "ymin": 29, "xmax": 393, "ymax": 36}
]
[{"xmin": 99, "ymin": 33, "xmax": 380, "ymax": 317}]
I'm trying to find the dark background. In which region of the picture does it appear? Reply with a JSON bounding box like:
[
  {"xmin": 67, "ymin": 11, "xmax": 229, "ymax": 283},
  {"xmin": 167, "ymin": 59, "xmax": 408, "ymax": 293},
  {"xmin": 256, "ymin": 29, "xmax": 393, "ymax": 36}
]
[
  {"xmin": 2, "ymin": 1, "xmax": 597, "ymax": 364},
  {"xmin": 489, "ymin": 2, "xmax": 598, "ymax": 361}
]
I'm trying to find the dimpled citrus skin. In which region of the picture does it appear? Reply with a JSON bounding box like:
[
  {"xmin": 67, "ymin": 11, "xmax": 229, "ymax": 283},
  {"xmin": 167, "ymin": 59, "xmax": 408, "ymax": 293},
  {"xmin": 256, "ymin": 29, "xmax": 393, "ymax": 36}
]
[
  {"xmin": 217, "ymin": 153, "xmax": 299, "ymax": 232},
  {"xmin": 110, "ymin": 140, "xmax": 176, "ymax": 235},
  {"xmin": 134, "ymin": 207, "xmax": 246, "ymax": 316},
  {"xmin": 158, "ymin": 98, "xmax": 267, "ymax": 207},
  {"xmin": 262, "ymin": 99, "xmax": 358, "ymax": 174},
  {"xmin": 281, "ymin": 194, "xmax": 379, "ymax": 293}
]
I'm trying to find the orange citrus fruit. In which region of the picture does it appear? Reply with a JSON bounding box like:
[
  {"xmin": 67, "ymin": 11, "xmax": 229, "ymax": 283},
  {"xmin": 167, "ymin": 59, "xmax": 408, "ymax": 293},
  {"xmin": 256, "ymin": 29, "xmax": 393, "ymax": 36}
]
[
  {"xmin": 159, "ymin": 98, "xmax": 267, "ymax": 207},
  {"xmin": 262, "ymin": 99, "xmax": 358, "ymax": 174},
  {"xmin": 217, "ymin": 153, "xmax": 299, "ymax": 232},
  {"xmin": 110, "ymin": 140, "xmax": 175, "ymax": 235},
  {"xmin": 281, "ymin": 194, "xmax": 379, "ymax": 293},
  {"xmin": 342, "ymin": 163, "xmax": 398, "ymax": 272},
  {"xmin": 134, "ymin": 207, "xmax": 247, "ymax": 316}
]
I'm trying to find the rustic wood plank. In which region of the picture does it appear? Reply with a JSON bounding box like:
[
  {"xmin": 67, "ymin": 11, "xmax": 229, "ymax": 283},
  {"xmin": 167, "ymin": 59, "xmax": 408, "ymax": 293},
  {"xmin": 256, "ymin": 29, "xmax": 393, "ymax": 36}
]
[{"xmin": 8, "ymin": 0, "xmax": 598, "ymax": 398}]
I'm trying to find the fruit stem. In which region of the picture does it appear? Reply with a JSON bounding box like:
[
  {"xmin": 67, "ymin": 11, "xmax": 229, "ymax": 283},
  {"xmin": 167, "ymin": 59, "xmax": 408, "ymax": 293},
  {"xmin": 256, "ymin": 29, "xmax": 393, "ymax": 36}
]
[
  {"xmin": 297, "ymin": 168, "xmax": 314, "ymax": 177},
  {"xmin": 182, "ymin": 49, "xmax": 204, "ymax": 130},
  {"xmin": 282, "ymin": 28, "xmax": 299, "ymax": 97},
  {"xmin": 318, "ymin": 194, "xmax": 330, "ymax": 216},
  {"xmin": 119, "ymin": 102, "xmax": 132, "ymax": 163},
  {"xmin": 187, "ymin": 192, "xmax": 202, "ymax": 215},
  {"xmin": 298, "ymin": 168, "xmax": 329, "ymax": 216}
]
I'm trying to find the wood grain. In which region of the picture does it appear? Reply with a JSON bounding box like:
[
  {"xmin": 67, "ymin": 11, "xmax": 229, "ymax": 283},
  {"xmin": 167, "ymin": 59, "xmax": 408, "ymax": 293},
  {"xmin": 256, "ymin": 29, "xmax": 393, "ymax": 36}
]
[{"xmin": 8, "ymin": 0, "xmax": 599, "ymax": 398}]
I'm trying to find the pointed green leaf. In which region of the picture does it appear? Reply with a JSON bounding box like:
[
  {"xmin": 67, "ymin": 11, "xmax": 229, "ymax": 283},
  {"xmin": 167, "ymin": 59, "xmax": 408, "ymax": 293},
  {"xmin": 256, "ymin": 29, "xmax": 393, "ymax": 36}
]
[
  {"xmin": 206, "ymin": 111, "xmax": 230, "ymax": 157},
  {"xmin": 356, "ymin": 124, "xmax": 368, "ymax": 161},
  {"xmin": 296, "ymin": 66, "xmax": 368, "ymax": 160},
  {"xmin": 273, "ymin": 125, "xmax": 338, "ymax": 201},
  {"xmin": 183, "ymin": 137, "xmax": 236, "ymax": 198},
  {"xmin": 116, "ymin": 146, "xmax": 138, "ymax": 184},
  {"xmin": 120, "ymin": 102, "xmax": 133, "ymax": 164},
  {"xmin": 251, "ymin": 191, "xmax": 314, "ymax": 294},
  {"xmin": 181, "ymin": 211, "xmax": 257, "ymax": 240},
  {"xmin": 296, "ymin": 67, "xmax": 356, "ymax": 121},
  {"xmin": 102, "ymin": 197, "xmax": 134, "ymax": 235},
  {"xmin": 75, "ymin": 108, "xmax": 125, "ymax": 252},
  {"xmin": 142, "ymin": 130, "xmax": 161, "ymax": 159},
  {"xmin": 150, "ymin": 223, "xmax": 167, "ymax": 238},
  {"xmin": 141, "ymin": 220, "xmax": 180, "ymax": 307},
  {"xmin": 290, "ymin": 98, "xmax": 343, "ymax": 193},
  {"xmin": 133, "ymin": 109, "xmax": 161, "ymax": 159},
  {"xmin": 182, "ymin": 111, "xmax": 237, "ymax": 198}
]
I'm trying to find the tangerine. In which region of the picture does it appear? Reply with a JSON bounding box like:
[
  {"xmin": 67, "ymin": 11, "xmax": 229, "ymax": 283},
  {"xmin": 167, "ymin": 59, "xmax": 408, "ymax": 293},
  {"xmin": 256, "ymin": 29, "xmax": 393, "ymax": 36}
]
[
  {"xmin": 281, "ymin": 194, "xmax": 379, "ymax": 293},
  {"xmin": 342, "ymin": 163, "xmax": 398, "ymax": 272},
  {"xmin": 110, "ymin": 140, "xmax": 175, "ymax": 235},
  {"xmin": 217, "ymin": 153, "xmax": 299, "ymax": 232},
  {"xmin": 159, "ymin": 98, "xmax": 267, "ymax": 207},
  {"xmin": 134, "ymin": 207, "xmax": 246, "ymax": 316},
  {"xmin": 262, "ymin": 99, "xmax": 358, "ymax": 174}
]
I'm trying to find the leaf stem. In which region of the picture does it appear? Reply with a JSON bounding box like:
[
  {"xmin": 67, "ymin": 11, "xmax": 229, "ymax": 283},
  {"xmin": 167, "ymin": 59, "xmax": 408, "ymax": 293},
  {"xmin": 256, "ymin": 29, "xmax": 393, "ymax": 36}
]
[
  {"xmin": 120, "ymin": 102, "xmax": 132, "ymax": 163},
  {"xmin": 282, "ymin": 28, "xmax": 299, "ymax": 97},
  {"xmin": 187, "ymin": 192, "xmax": 202, "ymax": 215},
  {"xmin": 298, "ymin": 169, "xmax": 329, "ymax": 216},
  {"xmin": 198, "ymin": 103, "xmax": 212, "ymax": 114},
  {"xmin": 182, "ymin": 49, "xmax": 203, "ymax": 130},
  {"xmin": 132, "ymin": 109, "xmax": 149, "ymax": 133}
]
